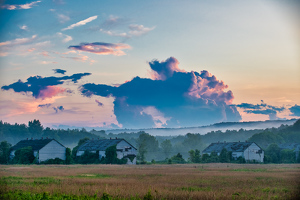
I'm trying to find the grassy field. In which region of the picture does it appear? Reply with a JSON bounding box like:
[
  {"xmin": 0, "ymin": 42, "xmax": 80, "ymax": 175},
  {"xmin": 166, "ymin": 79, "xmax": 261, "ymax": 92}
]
[{"xmin": 0, "ymin": 163, "xmax": 299, "ymax": 199}]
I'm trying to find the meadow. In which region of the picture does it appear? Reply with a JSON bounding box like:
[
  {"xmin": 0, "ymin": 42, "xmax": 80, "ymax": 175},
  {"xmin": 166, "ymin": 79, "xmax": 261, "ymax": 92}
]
[{"xmin": 0, "ymin": 164, "xmax": 299, "ymax": 200}]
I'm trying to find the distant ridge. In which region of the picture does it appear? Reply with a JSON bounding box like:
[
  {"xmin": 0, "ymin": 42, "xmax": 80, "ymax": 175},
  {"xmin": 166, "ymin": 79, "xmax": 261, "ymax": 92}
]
[{"xmin": 53, "ymin": 118, "xmax": 298, "ymax": 136}]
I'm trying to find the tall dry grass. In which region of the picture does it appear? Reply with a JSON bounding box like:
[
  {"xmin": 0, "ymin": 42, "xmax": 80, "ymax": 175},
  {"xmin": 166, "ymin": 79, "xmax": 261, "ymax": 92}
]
[{"xmin": 0, "ymin": 163, "xmax": 299, "ymax": 199}]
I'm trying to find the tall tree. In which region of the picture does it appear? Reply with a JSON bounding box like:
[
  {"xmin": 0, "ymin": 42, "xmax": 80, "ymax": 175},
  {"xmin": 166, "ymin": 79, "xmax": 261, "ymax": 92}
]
[
  {"xmin": 161, "ymin": 139, "xmax": 172, "ymax": 159},
  {"xmin": 28, "ymin": 119, "xmax": 43, "ymax": 138},
  {"xmin": 0, "ymin": 141, "xmax": 12, "ymax": 164}
]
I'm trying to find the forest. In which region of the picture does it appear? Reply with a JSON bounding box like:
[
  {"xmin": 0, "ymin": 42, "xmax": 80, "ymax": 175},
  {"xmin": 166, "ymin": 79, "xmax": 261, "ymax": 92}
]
[{"xmin": 0, "ymin": 119, "xmax": 299, "ymax": 164}]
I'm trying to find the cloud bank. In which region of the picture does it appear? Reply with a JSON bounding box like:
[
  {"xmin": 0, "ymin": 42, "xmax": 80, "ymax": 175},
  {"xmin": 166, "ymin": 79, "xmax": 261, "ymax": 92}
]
[
  {"xmin": 2, "ymin": 72, "xmax": 91, "ymax": 99},
  {"xmin": 289, "ymin": 104, "xmax": 300, "ymax": 116},
  {"xmin": 68, "ymin": 42, "xmax": 131, "ymax": 56},
  {"xmin": 80, "ymin": 57, "xmax": 241, "ymax": 128},
  {"xmin": 236, "ymin": 102, "xmax": 285, "ymax": 120}
]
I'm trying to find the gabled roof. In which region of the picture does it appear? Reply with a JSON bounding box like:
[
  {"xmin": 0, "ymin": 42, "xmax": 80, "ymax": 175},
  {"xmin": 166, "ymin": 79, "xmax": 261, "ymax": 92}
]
[
  {"xmin": 77, "ymin": 139, "xmax": 136, "ymax": 152},
  {"xmin": 11, "ymin": 139, "xmax": 64, "ymax": 151},
  {"xmin": 202, "ymin": 142, "xmax": 259, "ymax": 154}
]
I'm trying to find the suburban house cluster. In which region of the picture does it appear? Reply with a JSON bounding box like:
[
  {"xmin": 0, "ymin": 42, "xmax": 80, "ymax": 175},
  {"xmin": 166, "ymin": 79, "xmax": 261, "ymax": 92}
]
[
  {"xmin": 202, "ymin": 141, "xmax": 264, "ymax": 162},
  {"xmin": 10, "ymin": 138, "xmax": 137, "ymax": 164}
]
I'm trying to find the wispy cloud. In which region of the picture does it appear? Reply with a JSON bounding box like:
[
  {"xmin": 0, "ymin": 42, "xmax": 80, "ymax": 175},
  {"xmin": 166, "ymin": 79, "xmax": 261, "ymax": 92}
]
[
  {"xmin": 57, "ymin": 32, "xmax": 72, "ymax": 43},
  {"xmin": 62, "ymin": 15, "xmax": 98, "ymax": 31},
  {"xmin": 100, "ymin": 24, "xmax": 155, "ymax": 39},
  {"xmin": 57, "ymin": 14, "xmax": 70, "ymax": 23},
  {"xmin": 1, "ymin": 1, "xmax": 41, "ymax": 10},
  {"xmin": 68, "ymin": 42, "xmax": 131, "ymax": 56},
  {"xmin": 20, "ymin": 25, "xmax": 28, "ymax": 31},
  {"xmin": 0, "ymin": 35, "xmax": 38, "ymax": 56},
  {"xmin": 0, "ymin": 35, "xmax": 37, "ymax": 47}
]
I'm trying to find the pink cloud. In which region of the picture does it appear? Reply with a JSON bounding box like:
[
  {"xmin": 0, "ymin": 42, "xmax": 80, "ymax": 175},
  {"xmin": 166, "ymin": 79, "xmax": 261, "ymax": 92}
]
[
  {"xmin": 68, "ymin": 42, "xmax": 131, "ymax": 56},
  {"xmin": 38, "ymin": 86, "xmax": 66, "ymax": 99}
]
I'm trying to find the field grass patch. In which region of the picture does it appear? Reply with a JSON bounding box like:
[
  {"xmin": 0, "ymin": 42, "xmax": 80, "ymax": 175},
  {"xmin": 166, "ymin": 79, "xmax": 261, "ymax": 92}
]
[
  {"xmin": 71, "ymin": 173, "xmax": 112, "ymax": 178},
  {"xmin": 178, "ymin": 186, "xmax": 211, "ymax": 192},
  {"xmin": 231, "ymin": 168, "xmax": 268, "ymax": 172}
]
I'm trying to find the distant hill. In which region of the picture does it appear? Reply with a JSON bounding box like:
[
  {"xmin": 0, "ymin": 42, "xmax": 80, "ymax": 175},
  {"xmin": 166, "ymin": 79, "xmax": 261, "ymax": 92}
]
[{"xmin": 55, "ymin": 119, "xmax": 298, "ymax": 136}]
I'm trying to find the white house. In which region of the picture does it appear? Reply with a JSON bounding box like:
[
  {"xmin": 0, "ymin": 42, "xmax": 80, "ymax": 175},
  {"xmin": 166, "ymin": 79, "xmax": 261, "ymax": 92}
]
[
  {"xmin": 10, "ymin": 138, "xmax": 66, "ymax": 163},
  {"xmin": 202, "ymin": 141, "xmax": 264, "ymax": 162},
  {"xmin": 76, "ymin": 138, "xmax": 137, "ymax": 164}
]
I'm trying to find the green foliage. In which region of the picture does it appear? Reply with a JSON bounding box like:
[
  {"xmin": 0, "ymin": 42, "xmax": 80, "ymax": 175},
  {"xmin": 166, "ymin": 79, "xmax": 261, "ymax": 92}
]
[
  {"xmin": 219, "ymin": 148, "xmax": 230, "ymax": 163},
  {"xmin": 65, "ymin": 147, "xmax": 72, "ymax": 164},
  {"xmin": 28, "ymin": 119, "xmax": 43, "ymax": 138},
  {"xmin": 170, "ymin": 153, "xmax": 185, "ymax": 163},
  {"xmin": 77, "ymin": 150, "xmax": 100, "ymax": 164},
  {"xmin": 40, "ymin": 158, "xmax": 65, "ymax": 164},
  {"xmin": 280, "ymin": 149, "xmax": 296, "ymax": 163},
  {"xmin": 136, "ymin": 132, "xmax": 159, "ymax": 162},
  {"xmin": 0, "ymin": 141, "xmax": 11, "ymax": 164},
  {"xmin": 188, "ymin": 149, "xmax": 201, "ymax": 163},
  {"xmin": 160, "ymin": 139, "xmax": 172, "ymax": 159},
  {"xmin": 12, "ymin": 146, "xmax": 35, "ymax": 164},
  {"xmin": 265, "ymin": 144, "xmax": 281, "ymax": 163}
]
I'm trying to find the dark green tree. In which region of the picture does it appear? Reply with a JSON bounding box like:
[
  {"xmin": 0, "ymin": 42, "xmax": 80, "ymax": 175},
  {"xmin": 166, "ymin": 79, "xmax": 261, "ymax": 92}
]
[
  {"xmin": 171, "ymin": 153, "xmax": 185, "ymax": 163},
  {"xmin": 265, "ymin": 143, "xmax": 281, "ymax": 163},
  {"xmin": 28, "ymin": 119, "xmax": 43, "ymax": 138},
  {"xmin": 280, "ymin": 149, "xmax": 296, "ymax": 163},
  {"xmin": 188, "ymin": 149, "xmax": 195, "ymax": 163},
  {"xmin": 65, "ymin": 148, "xmax": 72, "ymax": 164},
  {"xmin": 136, "ymin": 132, "xmax": 159, "ymax": 162},
  {"xmin": 0, "ymin": 141, "xmax": 12, "ymax": 164},
  {"xmin": 219, "ymin": 148, "xmax": 230, "ymax": 163},
  {"xmin": 12, "ymin": 146, "xmax": 35, "ymax": 164}
]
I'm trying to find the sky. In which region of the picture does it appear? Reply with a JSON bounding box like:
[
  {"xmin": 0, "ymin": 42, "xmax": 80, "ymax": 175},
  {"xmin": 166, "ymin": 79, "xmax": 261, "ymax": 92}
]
[{"xmin": 0, "ymin": 0, "xmax": 299, "ymax": 129}]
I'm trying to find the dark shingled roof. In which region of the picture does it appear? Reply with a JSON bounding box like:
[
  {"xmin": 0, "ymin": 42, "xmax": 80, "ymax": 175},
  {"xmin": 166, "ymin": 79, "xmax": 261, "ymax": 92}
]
[
  {"xmin": 78, "ymin": 139, "xmax": 136, "ymax": 151},
  {"xmin": 202, "ymin": 142, "xmax": 258, "ymax": 154},
  {"xmin": 278, "ymin": 143, "xmax": 300, "ymax": 151},
  {"xmin": 11, "ymin": 139, "xmax": 64, "ymax": 151}
]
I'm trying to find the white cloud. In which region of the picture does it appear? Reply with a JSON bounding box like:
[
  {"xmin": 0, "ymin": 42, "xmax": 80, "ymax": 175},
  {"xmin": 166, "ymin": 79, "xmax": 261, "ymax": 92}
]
[
  {"xmin": 0, "ymin": 35, "xmax": 37, "ymax": 47},
  {"xmin": 100, "ymin": 24, "xmax": 155, "ymax": 38},
  {"xmin": 57, "ymin": 14, "xmax": 70, "ymax": 23},
  {"xmin": 57, "ymin": 32, "xmax": 73, "ymax": 43},
  {"xmin": 20, "ymin": 25, "xmax": 28, "ymax": 31},
  {"xmin": 1, "ymin": 1, "xmax": 41, "ymax": 10},
  {"xmin": 62, "ymin": 15, "xmax": 98, "ymax": 31}
]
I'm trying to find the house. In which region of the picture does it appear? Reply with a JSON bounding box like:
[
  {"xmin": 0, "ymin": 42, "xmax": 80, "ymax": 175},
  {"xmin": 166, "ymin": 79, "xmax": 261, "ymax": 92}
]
[
  {"xmin": 76, "ymin": 138, "xmax": 137, "ymax": 164},
  {"xmin": 10, "ymin": 138, "xmax": 66, "ymax": 163},
  {"xmin": 202, "ymin": 141, "xmax": 264, "ymax": 162},
  {"xmin": 278, "ymin": 143, "xmax": 300, "ymax": 160}
]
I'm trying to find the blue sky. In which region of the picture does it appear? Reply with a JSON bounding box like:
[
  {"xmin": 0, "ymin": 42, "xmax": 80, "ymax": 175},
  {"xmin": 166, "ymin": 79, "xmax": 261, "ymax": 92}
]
[{"xmin": 0, "ymin": 0, "xmax": 299, "ymax": 129}]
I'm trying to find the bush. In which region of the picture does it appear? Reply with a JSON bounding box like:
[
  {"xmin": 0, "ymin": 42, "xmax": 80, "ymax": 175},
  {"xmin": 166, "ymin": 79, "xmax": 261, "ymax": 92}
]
[
  {"xmin": 40, "ymin": 158, "xmax": 65, "ymax": 164},
  {"xmin": 12, "ymin": 146, "xmax": 35, "ymax": 164}
]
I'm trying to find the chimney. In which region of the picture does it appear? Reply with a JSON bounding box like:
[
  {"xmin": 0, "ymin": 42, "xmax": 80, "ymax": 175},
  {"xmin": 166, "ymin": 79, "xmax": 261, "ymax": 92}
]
[
  {"xmin": 110, "ymin": 137, "xmax": 111, "ymax": 140},
  {"xmin": 116, "ymin": 137, "xmax": 117, "ymax": 139},
  {"xmin": 245, "ymin": 140, "xmax": 248, "ymax": 142},
  {"xmin": 224, "ymin": 141, "xmax": 226, "ymax": 143}
]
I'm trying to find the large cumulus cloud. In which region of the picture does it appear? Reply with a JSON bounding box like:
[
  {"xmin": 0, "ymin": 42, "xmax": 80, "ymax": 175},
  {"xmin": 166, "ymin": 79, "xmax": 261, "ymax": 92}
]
[
  {"xmin": 2, "ymin": 72, "xmax": 91, "ymax": 99},
  {"xmin": 80, "ymin": 57, "xmax": 241, "ymax": 128}
]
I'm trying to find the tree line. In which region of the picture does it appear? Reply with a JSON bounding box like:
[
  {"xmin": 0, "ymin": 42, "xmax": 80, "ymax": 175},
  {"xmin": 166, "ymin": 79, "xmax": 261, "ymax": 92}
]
[{"xmin": 0, "ymin": 119, "xmax": 299, "ymax": 164}]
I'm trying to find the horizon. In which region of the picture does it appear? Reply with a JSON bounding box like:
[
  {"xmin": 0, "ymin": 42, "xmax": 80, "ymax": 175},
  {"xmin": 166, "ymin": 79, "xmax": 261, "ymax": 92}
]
[{"xmin": 1, "ymin": 0, "xmax": 300, "ymax": 129}]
